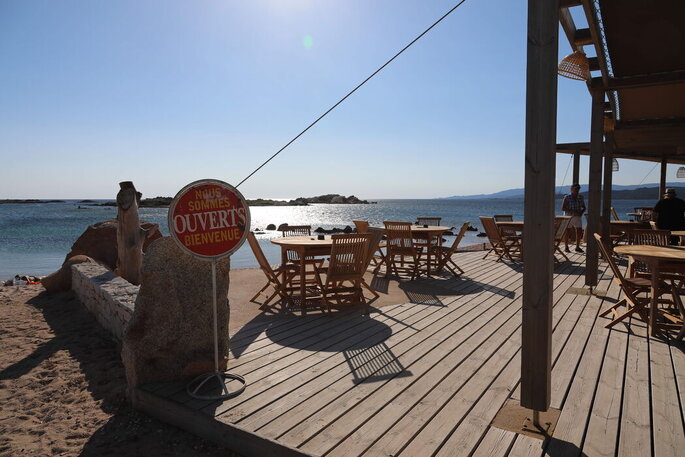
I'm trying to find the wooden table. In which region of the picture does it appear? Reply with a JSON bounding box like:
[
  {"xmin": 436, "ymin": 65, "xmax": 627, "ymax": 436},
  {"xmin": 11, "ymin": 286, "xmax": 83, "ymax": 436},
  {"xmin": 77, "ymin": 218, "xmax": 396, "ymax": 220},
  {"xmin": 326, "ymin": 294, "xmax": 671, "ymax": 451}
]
[
  {"xmin": 614, "ymin": 244, "xmax": 685, "ymax": 336},
  {"xmin": 373, "ymin": 225, "xmax": 451, "ymax": 277},
  {"xmin": 271, "ymin": 236, "xmax": 333, "ymax": 314}
]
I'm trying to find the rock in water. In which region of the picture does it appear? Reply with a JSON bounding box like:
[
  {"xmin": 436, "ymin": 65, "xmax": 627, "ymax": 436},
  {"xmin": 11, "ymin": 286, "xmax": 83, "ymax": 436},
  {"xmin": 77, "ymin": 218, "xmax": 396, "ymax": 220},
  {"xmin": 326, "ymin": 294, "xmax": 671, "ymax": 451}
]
[{"xmin": 121, "ymin": 237, "xmax": 231, "ymax": 390}]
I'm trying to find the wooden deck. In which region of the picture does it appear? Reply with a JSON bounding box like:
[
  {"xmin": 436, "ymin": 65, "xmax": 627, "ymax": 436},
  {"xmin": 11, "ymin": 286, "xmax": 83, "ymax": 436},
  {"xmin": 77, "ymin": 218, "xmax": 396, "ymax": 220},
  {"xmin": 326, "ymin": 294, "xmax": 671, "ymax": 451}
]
[{"xmin": 134, "ymin": 251, "xmax": 685, "ymax": 457}]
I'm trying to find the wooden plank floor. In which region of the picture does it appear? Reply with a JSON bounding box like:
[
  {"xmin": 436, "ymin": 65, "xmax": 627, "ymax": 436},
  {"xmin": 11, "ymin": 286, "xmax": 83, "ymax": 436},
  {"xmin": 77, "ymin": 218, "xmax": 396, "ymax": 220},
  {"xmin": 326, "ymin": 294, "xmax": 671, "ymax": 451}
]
[{"xmin": 134, "ymin": 251, "xmax": 685, "ymax": 457}]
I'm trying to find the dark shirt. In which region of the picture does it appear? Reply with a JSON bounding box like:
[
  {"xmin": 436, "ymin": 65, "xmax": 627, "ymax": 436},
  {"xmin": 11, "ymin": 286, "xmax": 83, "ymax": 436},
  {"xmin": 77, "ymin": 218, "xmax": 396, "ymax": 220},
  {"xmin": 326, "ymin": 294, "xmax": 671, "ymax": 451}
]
[{"xmin": 654, "ymin": 197, "xmax": 685, "ymax": 230}]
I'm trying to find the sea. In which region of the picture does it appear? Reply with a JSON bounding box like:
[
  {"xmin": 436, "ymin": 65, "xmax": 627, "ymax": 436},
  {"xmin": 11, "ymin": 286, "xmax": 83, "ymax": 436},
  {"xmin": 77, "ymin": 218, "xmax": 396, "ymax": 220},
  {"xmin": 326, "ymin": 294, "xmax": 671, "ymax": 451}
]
[{"xmin": 0, "ymin": 198, "xmax": 657, "ymax": 280}]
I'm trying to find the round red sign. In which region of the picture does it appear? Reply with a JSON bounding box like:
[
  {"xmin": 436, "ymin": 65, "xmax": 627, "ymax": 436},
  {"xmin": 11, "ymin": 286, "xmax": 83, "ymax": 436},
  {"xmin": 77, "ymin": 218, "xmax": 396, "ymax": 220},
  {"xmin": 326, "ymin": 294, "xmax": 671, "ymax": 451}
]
[{"xmin": 168, "ymin": 179, "xmax": 250, "ymax": 259}]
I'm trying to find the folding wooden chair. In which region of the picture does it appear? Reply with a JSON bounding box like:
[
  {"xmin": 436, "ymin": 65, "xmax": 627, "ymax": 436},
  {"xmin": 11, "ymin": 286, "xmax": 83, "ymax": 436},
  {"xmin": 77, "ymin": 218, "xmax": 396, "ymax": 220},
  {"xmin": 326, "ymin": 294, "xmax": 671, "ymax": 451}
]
[
  {"xmin": 553, "ymin": 216, "xmax": 572, "ymax": 262},
  {"xmin": 595, "ymin": 233, "xmax": 673, "ymax": 329},
  {"xmin": 280, "ymin": 225, "xmax": 322, "ymax": 286},
  {"xmin": 479, "ymin": 217, "xmax": 518, "ymax": 261},
  {"xmin": 384, "ymin": 221, "xmax": 424, "ymax": 280},
  {"xmin": 629, "ymin": 229, "xmax": 670, "ymax": 276},
  {"xmin": 247, "ymin": 232, "xmax": 297, "ymax": 309},
  {"xmin": 430, "ymin": 221, "xmax": 470, "ymax": 277},
  {"xmin": 316, "ymin": 234, "xmax": 371, "ymax": 314},
  {"xmin": 649, "ymin": 221, "xmax": 658, "ymax": 230},
  {"xmin": 611, "ymin": 207, "xmax": 620, "ymax": 221},
  {"xmin": 353, "ymin": 220, "xmax": 369, "ymax": 233}
]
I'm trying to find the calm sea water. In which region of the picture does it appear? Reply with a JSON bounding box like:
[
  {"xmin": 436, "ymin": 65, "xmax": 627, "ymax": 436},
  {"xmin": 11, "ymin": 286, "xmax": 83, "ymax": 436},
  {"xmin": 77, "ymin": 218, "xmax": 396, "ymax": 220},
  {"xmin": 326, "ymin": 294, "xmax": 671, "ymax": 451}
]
[{"xmin": 0, "ymin": 198, "xmax": 656, "ymax": 279}]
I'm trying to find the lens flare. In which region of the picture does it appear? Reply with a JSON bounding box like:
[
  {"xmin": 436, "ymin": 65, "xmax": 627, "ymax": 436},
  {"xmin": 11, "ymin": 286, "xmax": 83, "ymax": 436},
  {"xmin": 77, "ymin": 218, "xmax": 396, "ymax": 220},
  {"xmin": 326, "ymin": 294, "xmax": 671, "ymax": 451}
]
[{"xmin": 302, "ymin": 35, "xmax": 313, "ymax": 50}]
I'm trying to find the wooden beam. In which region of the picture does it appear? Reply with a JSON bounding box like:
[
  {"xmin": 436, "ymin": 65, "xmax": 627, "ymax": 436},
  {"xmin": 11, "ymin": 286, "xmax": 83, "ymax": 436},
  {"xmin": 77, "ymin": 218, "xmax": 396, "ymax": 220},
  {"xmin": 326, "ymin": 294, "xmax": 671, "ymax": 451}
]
[
  {"xmin": 573, "ymin": 28, "xmax": 593, "ymax": 46},
  {"xmin": 613, "ymin": 121, "xmax": 685, "ymax": 149},
  {"xmin": 580, "ymin": 0, "xmax": 611, "ymax": 102},
  {"xmin": 559, "ymin": 0, "xmax": 581, "ymax": 7},
  {"xmin": 588, "ymin": 56, "xmax": 600, "ymax": 72},
  {"xmin": 586, "ymin": 89, "xmax": 604, "ymax": 288},
  {"xmin": 573, "ymin": 150, "xmax": 581, "ymax": 185},
  {"xmin": 521, "ymin": 0, "xmax": 559, "ymax": 413},
  {"xmin": 601, "ymin": 145, "xmax": 613, "ymax": 243},
  {"xmin": 590, "ymin": 70, "xmax": 685, "ymax": 91},
  {"xmin": 660, "ymin": 158, "xmax": 668, "ymax": 198}
]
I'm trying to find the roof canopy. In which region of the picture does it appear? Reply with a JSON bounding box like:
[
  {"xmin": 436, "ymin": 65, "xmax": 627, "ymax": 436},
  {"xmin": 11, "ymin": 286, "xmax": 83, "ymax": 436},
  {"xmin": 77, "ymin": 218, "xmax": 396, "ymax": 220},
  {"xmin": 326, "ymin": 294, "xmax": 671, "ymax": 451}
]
[{"xmin": 558, "ymin": 0, "xmax": 685, "ymax": 162}]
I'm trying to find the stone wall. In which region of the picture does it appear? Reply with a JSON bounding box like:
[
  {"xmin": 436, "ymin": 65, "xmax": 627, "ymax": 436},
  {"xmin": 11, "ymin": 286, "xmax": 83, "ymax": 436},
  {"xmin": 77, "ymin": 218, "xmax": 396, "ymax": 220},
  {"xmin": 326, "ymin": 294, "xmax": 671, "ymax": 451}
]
[{"xmin": 71, "ymin": 263, "xmax": 138, "ymax": 341}]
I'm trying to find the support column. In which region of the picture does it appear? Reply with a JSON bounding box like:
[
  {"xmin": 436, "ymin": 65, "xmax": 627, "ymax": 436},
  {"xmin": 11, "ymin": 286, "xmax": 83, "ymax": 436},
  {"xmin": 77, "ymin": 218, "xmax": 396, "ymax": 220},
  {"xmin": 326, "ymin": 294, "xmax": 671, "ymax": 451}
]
[
  {"xmin": 586, "ymin": 89, "xmax": 604, "ymax": 287},
  {"xmin": 601, "ymin": 144, "xmax": 613, "ymax": 244},
  {"xmin": 572, "ymin": 150, "xmax": 580, "ymax": 185},
  {"xmin": 660, "ymin": 158, "xmax": 667, "ymax": 198},
  {"xmin": 521, "ymin": 0, "xmax": 558, "ymax": 413}
]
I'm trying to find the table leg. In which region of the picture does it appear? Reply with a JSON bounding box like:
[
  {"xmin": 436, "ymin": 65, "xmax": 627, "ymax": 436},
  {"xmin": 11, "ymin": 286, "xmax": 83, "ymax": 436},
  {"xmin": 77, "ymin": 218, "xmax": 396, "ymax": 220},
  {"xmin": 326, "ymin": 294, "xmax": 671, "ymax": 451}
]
[{"xmin": 650, "ymin": 261, "xmax": 658, "ymax": 337}]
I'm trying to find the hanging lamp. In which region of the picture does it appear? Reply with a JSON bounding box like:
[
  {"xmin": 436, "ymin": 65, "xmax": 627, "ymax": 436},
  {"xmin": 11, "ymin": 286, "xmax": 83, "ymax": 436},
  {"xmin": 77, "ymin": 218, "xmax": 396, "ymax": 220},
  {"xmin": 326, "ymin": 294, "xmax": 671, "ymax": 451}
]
[
  {"xmin": 612, "ymin": 158, "xmax": 619, "ymax": 172},
  {"xmin": 677, "ymin": 167, "xmax": 685, "ymax": 178},
  {"xmin": 558, "ymin": 50, "xmax": 590, "ymax": 81}
]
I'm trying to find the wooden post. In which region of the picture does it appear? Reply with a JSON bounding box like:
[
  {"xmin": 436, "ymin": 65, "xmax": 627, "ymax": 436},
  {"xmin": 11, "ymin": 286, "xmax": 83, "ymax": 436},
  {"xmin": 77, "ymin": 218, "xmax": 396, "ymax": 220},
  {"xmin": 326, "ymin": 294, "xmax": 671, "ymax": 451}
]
[
  {"xmin": 585, "ymin": 89, "xmax": 604, "ymax": 287},
  {"xmin": 521, "ymin": 0, "xmax": 559, "ymax": 413},
  {"xmin": 572, "ymin": 150, "xmax": 580, "ymax": 185},
  {"xmin": 601, "ymin": 143, "xmax": 613, "ymax": 245},
  {"xmin": 660, "ymin": 157, "xmax": 667, "ymax": 198},
  {"xmin": 116, "ymin": 181, "xmax": 144, "ymax": 285}
]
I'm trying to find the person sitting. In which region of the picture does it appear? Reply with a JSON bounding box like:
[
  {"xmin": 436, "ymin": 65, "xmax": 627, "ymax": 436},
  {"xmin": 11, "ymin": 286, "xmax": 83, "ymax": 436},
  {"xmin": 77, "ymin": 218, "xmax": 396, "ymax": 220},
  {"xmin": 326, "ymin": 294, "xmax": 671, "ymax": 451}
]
[
  {"xmin": 561, "ymin": 183, "xmax": 586, "ymax": 253},
  {"xmin": 653, "ymin": 188, "xmax": 685, "ymax": 244}
]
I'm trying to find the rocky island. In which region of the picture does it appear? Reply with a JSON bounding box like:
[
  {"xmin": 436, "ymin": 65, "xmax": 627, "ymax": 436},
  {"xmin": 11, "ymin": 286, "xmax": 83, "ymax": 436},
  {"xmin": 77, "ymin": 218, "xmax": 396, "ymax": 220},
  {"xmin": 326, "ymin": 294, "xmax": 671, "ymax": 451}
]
[{"xmin": 85, "ymin": 194, "xmax": 371, "ymax": 207}]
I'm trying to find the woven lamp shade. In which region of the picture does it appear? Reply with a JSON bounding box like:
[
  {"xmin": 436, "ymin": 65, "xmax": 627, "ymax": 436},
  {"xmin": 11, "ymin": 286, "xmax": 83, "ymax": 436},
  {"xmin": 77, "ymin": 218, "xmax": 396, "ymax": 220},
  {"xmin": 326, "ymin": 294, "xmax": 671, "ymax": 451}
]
[
  {"xmin": 558, "ymin": 50, "xmax": 590, "ymax": 81},
  {"xmin": 612, "ymin": 158, "xmax": 619, "ymax": 172},
  {"xmin": 677, "ymin": 167, "xmax": 685, "ymax": 179}
]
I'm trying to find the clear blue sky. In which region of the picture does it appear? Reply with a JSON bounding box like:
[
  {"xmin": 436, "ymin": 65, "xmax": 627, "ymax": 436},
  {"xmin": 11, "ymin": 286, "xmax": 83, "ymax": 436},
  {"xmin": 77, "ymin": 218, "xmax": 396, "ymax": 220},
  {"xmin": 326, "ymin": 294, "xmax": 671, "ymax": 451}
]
[{"xmin": 0, "ymin": 1, "xmax": 676, "ymax": 199}]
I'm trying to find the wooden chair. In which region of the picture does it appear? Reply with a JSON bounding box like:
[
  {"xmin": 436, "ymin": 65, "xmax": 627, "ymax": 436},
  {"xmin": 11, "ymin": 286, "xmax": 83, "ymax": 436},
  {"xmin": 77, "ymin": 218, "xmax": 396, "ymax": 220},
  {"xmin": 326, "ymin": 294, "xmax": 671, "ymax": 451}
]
[
  {"xmin": 353, "ymin": 220, "xmax": 369, "ymax": 233},
  {"xmin": 316, "ymin": 234, "xmax": 371, "ymax": 314},
  {"xmin": 553, "ymin": 217, "xmax": 572, "ymax": 262},
  {"xmin": 595, "ymin": 233, "xmax": 674, "ymax": 329},
  {"xmin": 247, "ymin": 232, "xmax": 297, "ymax": 309},
  {"xmin": 367, "ymin": 226, "xmax": 388, "ymax": 273},
  {"xmin": 416, "ymin": 217, "xmax": 442, "ymax": 226},
  {"xmin": 649, "ymin": 221, "xmax": 658, "ymax": 230},
  {"xmin": 480, "ymin": 217, "xmax": 518, "ymax": 261},
  {"xmin": 493, "ymin": 215, "xmax": 513, "ymax": 222},
  {"xmin": 384, "ymin": 221, "xmax": 424, "ymax": 280},
  {"xmin": 280, "ymin": 225, "xmax": 323, "ymax": 287},
  {"xmin": 611, "ymin": 207, "xmax": 620, "ymax": 221},
  {"xmin": 429, "ymin": 222, "xmax": 470, "ymax": 277}
]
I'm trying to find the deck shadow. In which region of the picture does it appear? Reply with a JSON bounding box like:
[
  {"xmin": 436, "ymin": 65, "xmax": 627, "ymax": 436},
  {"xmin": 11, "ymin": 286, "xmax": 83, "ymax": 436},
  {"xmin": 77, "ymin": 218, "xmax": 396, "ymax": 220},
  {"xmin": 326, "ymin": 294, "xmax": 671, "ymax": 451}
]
[
  {"xmin": 343, "ymin": 342, "xmax": 413, "ymax": 384},
  {"xmin": 263, "ymin": 314, "xmax": 393, "ymax": 352}
]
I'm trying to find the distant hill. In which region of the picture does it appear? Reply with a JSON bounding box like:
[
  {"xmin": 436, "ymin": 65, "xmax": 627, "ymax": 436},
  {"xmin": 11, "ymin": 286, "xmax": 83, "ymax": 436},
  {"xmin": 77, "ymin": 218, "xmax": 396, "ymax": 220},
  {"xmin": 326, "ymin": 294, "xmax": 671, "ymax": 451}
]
[{"xmin": 445, "ymin": 182, "xmax": 683, "ymax": 200}]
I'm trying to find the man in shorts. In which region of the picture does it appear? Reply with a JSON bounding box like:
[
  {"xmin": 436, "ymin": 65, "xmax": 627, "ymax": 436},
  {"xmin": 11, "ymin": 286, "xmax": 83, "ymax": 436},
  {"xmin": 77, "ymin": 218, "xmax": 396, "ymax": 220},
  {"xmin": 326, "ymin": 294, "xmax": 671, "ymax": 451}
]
[{"xmin": 562, "ymin": 183, "xmax": 586, "ymax": 253}]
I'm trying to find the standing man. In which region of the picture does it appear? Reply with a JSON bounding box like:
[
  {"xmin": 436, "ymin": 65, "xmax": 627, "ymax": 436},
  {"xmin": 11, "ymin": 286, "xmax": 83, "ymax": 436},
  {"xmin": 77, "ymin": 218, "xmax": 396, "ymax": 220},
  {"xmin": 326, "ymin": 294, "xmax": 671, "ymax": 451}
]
[
  {"xmin": 562, "ymin": 183, "xmax": 586, "ymax": 253},
  {"xmin": 653, "ymin": 188, "xmax": 685, "ymax": 244}
]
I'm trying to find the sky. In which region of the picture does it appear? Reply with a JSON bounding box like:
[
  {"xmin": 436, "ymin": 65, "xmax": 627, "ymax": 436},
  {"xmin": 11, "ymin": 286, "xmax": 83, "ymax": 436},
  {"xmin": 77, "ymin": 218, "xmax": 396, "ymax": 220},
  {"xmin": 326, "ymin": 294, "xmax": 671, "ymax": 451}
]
[{"xmin": 0, "ymin": 0, "xmax": 679, "ymax": 199}]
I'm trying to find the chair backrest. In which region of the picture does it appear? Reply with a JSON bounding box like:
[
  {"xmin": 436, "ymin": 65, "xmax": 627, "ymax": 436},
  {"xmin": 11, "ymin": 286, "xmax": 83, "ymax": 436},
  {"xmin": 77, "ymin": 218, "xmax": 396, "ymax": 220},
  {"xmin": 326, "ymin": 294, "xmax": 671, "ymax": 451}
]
[
  {"xmin": 479, "ymin": 217, "xmax": 502, "ymax": 243},
  {"xmin": 649, "ymin": 221, "xmax": 658, "ymax": 230},
  {"xmin": 554, "ymin": 216, "xmax": 572, "ymax": 242},
  {"xmin": 611, "ymin": 207, "xmax": 620, "ymax": 221},
  {"xmin": 281, "ymin": 225, "xmax": 311, "ymax": 237},
  {"xmin": 364, "ymin": 227, "xmax": 384, "ymax": 268},
  {"xmin": 384, "ymin": 221, "xmax": 415, "ymax": 251},
  {"xmin": 416, "ymin": 217, "xmax": 442, "ymax": 226},
  {"xmin": 493, "ymin": 215, "xmax": 513, "ymax": 222},
  {"xmin": 326, "ymin": 234, "xmax": 370, "ymax": 282},
  {"xmin": 353, "ymin": 220, "xmax": 369, "ymax": 233},
  {"xmin": 594, "ymin": 233, "xmax": 630, "ymax": 290},
  {"xmin": 247, "ymin": 232, "xmax": 277, "ymax": 279},
  {"xmin": 632, "ymin": 229, "xmax": 670, "ymax": 246},
  {"xmin": 442, "ymin": 222, "xmax": 470, "ymax": 257}
]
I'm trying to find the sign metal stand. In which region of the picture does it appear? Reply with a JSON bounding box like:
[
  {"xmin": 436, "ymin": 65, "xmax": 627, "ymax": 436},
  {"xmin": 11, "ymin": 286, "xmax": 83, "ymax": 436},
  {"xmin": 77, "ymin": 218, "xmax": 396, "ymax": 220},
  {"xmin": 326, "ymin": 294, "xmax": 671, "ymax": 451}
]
[
  {"xmin": 168, "ymin": 179, "xmax": 249, "ymax": 401},
  {"xmin": 186, "ymin": 259, "xmax": 246, "ymax": 400}
]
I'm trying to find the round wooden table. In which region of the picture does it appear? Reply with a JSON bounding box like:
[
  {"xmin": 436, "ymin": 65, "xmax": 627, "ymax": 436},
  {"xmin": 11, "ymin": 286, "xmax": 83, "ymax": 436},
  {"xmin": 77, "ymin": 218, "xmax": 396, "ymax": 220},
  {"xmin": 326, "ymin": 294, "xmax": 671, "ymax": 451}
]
[
  {"xmin": 271, "ymin": 236, "xmax": 333, "ymax": 314},
  {"xmin": 614, "ymin": 244, "xmax": 685, "ymax": 336}
]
